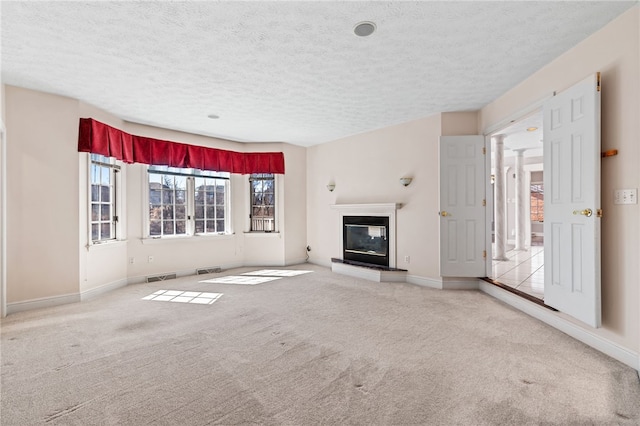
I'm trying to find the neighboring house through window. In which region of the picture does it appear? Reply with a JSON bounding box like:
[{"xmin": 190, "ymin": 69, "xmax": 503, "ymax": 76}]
[
  {"xmin": 148, "ymin": 166, "xmax": 230, "ymax": 237},
  {"xmin": 90, "ymin": 154, "xmax": 119, "ymax": 243},
  {"xmin": 530, "ymin": 182, "xmax": 544, "ymax": 222},
  {"xmin": 250, "ymin": 173, "xmax": 275, "ymax": 231}
]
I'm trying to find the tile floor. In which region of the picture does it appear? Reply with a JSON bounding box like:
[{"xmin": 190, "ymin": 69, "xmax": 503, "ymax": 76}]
[{"xmin": 492, "ymin": 245, "xmax": 544, "ymax": 300}]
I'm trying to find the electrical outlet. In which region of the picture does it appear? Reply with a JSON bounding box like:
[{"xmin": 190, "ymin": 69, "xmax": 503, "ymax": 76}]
[
  {"xmin": 129, "ymin": 257, "xmax": 135, "ymax": 264},
  {"xmin": 614, "ymin": 189, "xmax": 638, "ymax": 205},
  {"xmin": 148, "ymin": 256, "xmax": 154, "ymax": 263},
  {"xmin": 404, "ymin": 255, "xmax": 410, "ymax": 263}
]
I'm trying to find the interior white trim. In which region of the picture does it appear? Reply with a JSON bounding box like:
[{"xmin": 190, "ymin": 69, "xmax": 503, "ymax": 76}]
[
  {"xmin": 81, "ymin": 278, "xmax": 129, "ymax": 301},
  {"xmin": 331, "ymin": 203, "xmax": 402, "ymax": 268},
  {"xmin": 479, "ymin": 280, "xmax": 639, "ymax": 371},
  {"xmin": 6, "ymin": 293, "xmax": 81, "ymax": 315},
  {"xmin": 1, "ymin": 121, "xmax": 6, "ymax": 318}
]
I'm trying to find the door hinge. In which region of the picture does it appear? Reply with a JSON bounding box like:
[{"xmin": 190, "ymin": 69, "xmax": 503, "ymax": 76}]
[
  {"xmin": 596, "ymin": 72, "xmax": 601, "ymax": 92},
  {"xmin": 113, "ymin": 215, "xmax": 119, "ymax": 223},
  {"xmin": 482, "ymin": 199, "xmax": 486, "ymax": 207},
  {"xmin": 483, "ymin": 250, "xmax": 487, "ymax": 259},
  {"xmin": 596, "ymin": 208, "xmax": 603, "ymax": 218},
  {"xmin": 482, "ymin": 147, "xmax": 486, "ymax": 155}
]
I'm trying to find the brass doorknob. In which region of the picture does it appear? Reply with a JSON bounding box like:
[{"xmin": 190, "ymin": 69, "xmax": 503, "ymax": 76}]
[
  {"xmin": 440, "ymin": 211, "xmax": 451, "ymax": 217},
  {"xmin": 573, "ymin": 208, "xmax": 593, "ymax": 217}
]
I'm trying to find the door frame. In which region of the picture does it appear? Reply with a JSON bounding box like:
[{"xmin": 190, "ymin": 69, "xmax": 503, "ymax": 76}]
[{"xmin": 482, "ymin": 95, "xmax": 552, "ymax": 283}]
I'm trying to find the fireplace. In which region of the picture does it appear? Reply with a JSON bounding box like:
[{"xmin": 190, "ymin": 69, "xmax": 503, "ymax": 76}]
[{"xmin": 343, "ymin": 216, "xmax": 390, "ymax": 267}]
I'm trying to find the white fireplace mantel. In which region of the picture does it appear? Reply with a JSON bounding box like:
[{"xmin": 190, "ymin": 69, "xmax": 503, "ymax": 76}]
[
  {"xmin": 331, "ymin": 203, "xmax": 401, "ymax": 268},
  {"xmin": 330, "ymin": 203, "xmax": 402, "ymax": 214}
]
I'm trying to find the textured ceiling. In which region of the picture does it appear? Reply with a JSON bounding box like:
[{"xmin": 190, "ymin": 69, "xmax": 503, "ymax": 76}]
[{"xmin": 1, "ymin": 1, "xmax": 636, "ymax": 147}]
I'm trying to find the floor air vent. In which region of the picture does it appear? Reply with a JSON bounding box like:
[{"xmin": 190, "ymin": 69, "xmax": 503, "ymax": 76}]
[
  {"xmin": 146, "ymin": 273, "xmax": 177, "ymax": 283},
  {"xmin": 197, "ymin": 267, "xmax": 222, "ymax": 275}
]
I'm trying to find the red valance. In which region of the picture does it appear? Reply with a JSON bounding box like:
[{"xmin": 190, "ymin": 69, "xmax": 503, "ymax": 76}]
[{"xmin": 78, "ymin": 118, "xmax": 285, "ymax": 174}]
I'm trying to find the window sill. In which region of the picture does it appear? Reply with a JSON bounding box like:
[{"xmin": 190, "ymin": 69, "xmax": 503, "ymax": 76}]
[
  {"xmin": 141, "ymin": 233, "xmax": 235, "ymax": 245},
  {"xmin": 243, "ymin": 231, "xmax": 281, "ymax": 237},
  {"xmin": 86, "ymin": 239, "xmax": 127, "ymax": 251}
]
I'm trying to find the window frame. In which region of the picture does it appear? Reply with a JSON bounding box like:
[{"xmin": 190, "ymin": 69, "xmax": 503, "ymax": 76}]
[
  {"xmin": 88, "ymin": 154, "xmax": 121, "ymax": 245},
  {"xmin": 530, "ymin": 181, "xmax": 544, "ymax": 222},
  {"xmin": 249, "ymin": 173, "xmax": 276, "ymax": 232},
  {"xmin": 146, "ymin": 166, "xmax": 231, "ymax": 239}
]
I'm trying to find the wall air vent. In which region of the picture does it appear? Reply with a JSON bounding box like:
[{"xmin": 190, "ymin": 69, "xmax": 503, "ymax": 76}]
[
  {"xmin": 146, "ymin": 273, "xmax": 177, "ymax": 283},
  {"xmin": 197, "ymin": 267, "xmax": 222, "ymax": 275}
]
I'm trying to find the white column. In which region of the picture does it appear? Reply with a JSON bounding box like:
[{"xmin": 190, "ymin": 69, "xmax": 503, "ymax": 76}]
[
  {"xmin": 493, "ymin": 134, "xmax": 508, "ymax": 261},
  {"xmin": 513, "ymin": 148, "xmax": 528, "ymax": 251}
]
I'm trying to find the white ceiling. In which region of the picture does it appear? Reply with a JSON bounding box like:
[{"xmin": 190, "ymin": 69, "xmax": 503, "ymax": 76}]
[{"xmin": 1, "ymin": 1, "xmax": 636, "ymax": 147}]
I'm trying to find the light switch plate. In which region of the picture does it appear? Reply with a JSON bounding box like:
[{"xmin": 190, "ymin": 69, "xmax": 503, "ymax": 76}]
[{"xmin": 614, "ymin": 189, "xmax": 637, "ymax": 205}]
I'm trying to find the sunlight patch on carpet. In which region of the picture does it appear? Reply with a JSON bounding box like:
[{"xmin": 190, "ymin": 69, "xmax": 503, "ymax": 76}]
[
  {"xmin": 199, "ymin": 276, "xmax": 282, "ymax": 285},
  {"xmin": 142, "ymin": 290, "xmax": 222, "ymax": 304},
  {"xmin": 241, "ymin": 269, "xmax": 313, "ymax": 277}
]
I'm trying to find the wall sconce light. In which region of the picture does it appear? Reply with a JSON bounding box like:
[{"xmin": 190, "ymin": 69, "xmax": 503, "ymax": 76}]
[
  {"xmin": 327, "ymin": 183, "xmax": 336, "ymax": 192},
  {"xmin": 399, "ymin": 177, "xmax": 413, "ymax": 187}
]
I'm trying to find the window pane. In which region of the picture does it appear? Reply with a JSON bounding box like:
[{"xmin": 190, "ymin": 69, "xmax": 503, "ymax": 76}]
[
  {"xmin": 149, "ymin": 205, "xmax": 162, "ymax": 220},
  {"xmin": 253, "ymin": 206, "xmax": 263, "ymax": 217},
  {"xmin": 216, "ymin": 206, "xmax": 225, "ymax": 219},
  {"xmin": 100, "ymin": 166, "xmax": 110, "ymax": 185},
  {"xmin": 175, "ymin": 205, "xmax": 186, "ymax": 220},
  {"xmin": 163, "ymin": 206, "xmax": 174, "ymax": 219},
  {"xmin": 175, "ymin": 190, "xmax": 186, "ymax": 205},
  {"xmin": 91, "ymin": 184, "xmax": 100, "ymax": 202},
  {"xmin": 265, "ymin": 207, "xmax": 274, "ymax": 217},
  {"xmin": 101, "ymin": 223, "xmax": 111, "ymax": 239},
  {"xmin": 216, "ymin": 220, "xmax": 225, "ymax": 232},
  {"xmin": 162, "ymin": 190, "xmax": 174, "ymax": 204},
  {"xmin": 149, "ymin": 189, "xmax": 161, "ymax": 205},
  {"xmin": 206, "ymin": 220, "xmax": 216, "ymax": 233},
  {"xmin": 206, "ymin": 191, "xmax": 214, "ymax": 204},
  {"xmin": 91, "ymin": 224, "xmax": 99, "ymax": 241},
  {"xmin": 264, "ymin": 194, "xmax": 274, "ymax": 206},
  {"xmin": 206, "ymin": 206, "xmax": 215, "ymax": 219},
  {"xmin": 174, "ymin": 176, "xmax": 186, "ymax": 191},
  {"xmin": 150, "ymin": 220, "xmax": 162, "ymax": 236},
  {"xmin": 216, "ymin": 185, "xmax": 225, "ymax": 205},
  {"xmin": 101, "ymin": 185, "xmax": 111, "ymax": 202},
  {"xmin": 91, "ymin": 165, "xmax": 100, "ymax": 184},
  {"xmin": 101, "ymin": 204, "xmax": 111, "ymax": 221},
  {"xmin": 175, "ymin": 220, "xmax": 187, "ymax": 235},
  {"xmin": 195, "ymin": 188, "xmax": 205, "ymax": 204},
  {"xmin": 195, "ymin": 205, "xmax": 204, "ymax": 219},
  {"xmin": 149, "ymin": 173, "xmax": 163, "ymax": 184},
  {"xmin": 91, "ymin": 204, "xmax": 99, "ymax": 221},
  {"xmin": 195, "ymin": 220, "xmax": 204, "ymax": 234},
  {"xmin": 163, "ymin": 221, "xmax": 175, "ymax": 235}
]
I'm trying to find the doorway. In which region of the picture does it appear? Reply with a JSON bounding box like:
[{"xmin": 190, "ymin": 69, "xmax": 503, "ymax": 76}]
[{"xmin": 489, "ymin": 109, "xmax": 545, "ymax": 301}]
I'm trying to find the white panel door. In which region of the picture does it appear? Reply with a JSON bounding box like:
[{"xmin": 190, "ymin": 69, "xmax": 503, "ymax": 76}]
[
  {"xmin": 544, "ymin": 73, "xmax": 601, "ymax": 328},
  {"xmin": 440, "ymin": 135, "xmax": 486, "ymax": 277}
]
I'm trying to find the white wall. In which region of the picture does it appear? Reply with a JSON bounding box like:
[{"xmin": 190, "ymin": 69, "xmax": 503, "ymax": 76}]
[
  {"xmin": 4, "ymin": 87, "xmax": 307, "ymax": 308},
  {"xmin": 5, "ymin": 86, "xmax": 81, "ymax": 302},
  {"xmin": 307, "ymin": 113, "xmax": 478, "ymax": 282},
  {"xmin": 480, "ymin": 6, "xmax": 640, "ymax": 351}
]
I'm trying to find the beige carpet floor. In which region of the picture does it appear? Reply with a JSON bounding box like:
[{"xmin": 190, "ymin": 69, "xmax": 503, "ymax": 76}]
[{"xmin": 1, "ymin": 264, "xmax": 639, "ymax": 425}]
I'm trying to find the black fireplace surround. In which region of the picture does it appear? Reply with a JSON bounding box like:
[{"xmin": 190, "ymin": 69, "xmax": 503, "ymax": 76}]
[{"xmin": 343, "ymin": 216, "xmax": 389, "ymax": 267}]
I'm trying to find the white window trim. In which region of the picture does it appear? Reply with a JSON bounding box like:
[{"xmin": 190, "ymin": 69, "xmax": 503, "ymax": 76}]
[
  {"xmin": 87, "ymin": 154, "xmax": 125, "ymax": 247},
  {"xmin": 245, "ymin": 173, "xmax": 282, "ymax": 234},
  {"xmin": 143, "ymin": 166, "xmax": 233, "ymax": 239}
]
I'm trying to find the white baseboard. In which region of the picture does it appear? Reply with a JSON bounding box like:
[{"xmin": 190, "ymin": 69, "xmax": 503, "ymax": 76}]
[
  {"xmin": 406, "ymin": 275, "xmax": 443, "ymax": 289},
  {"xmin": 284, "ymin": 257, "xmax": 309, "ymax": 266},
  {"xmin": 406, "ymin": 275, "xmax": 480, "ymax": 290},
  {"xmin": 479, "ymin": 280, "xmax": 639, "ymax": 372},
  {"xmin": 81, "ymin": 278, "xmax": 128, "ymax": 301},
  {"xmin": 6, "ymin": 292, "xmax": 81, "ymax": 315}
]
